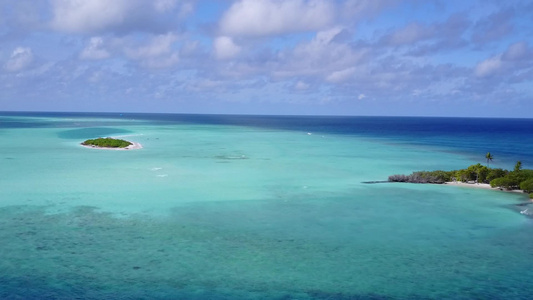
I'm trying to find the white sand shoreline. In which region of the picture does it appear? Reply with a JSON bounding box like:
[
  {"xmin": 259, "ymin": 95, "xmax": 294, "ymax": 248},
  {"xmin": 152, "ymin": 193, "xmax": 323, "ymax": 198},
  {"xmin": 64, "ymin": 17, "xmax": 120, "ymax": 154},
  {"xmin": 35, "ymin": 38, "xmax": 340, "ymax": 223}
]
[
  {"xmin": 81, "ymin": 141, "xmax": 143, "ymax": 150},
  {"xmin": 443, "ymin": 181, "xmax": 528, "ymax": 196},
  {"xmin": 444, "ymin": 181, "xmax": 494, "ymax": 189}
]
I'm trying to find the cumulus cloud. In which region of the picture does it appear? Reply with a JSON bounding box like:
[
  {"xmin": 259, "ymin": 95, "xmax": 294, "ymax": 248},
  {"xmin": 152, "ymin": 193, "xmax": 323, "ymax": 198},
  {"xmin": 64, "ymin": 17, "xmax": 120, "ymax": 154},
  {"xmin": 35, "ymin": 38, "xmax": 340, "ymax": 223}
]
[
  {"xmin": 385, "ymin": 22, "xmax": 435, "ymax": 46},
  {"xmin": 153, "ymin": 0, "xmax": 180, "ymax": 12},
  {"xmin": 404, "ymin": 13, "xmax": 470, "ymax": 56},
  {"xmin": 80, "ymin": 37, "xmax": 110, "ymax": 60},
  {"xmin": 4, "ymin": 47, "xmax": 34, "ymax": 72},
  {"xmin": 123, "ymin": 33, "xmax": 180, "ymax": 68},
  {"xmin": 472, "ymin": 9, "xmax": 514, "ymax": 45},
  {"xmin": 475, "ymin": 42, "xmax": 532, "ymax": 78},
  {"xmin": 272, "ymin": 28, "xmax": 367, "ymax": 79},
  {"xmin": 314, "ymin": 26, "xmax": 348, "ymax": 44},
  {"xmin": 2, "ymin": 0, "xmax": 531, "ymax": 116},
  {"xmin": 341, "ymin": 0, "xmax": 398, "ymax": 20},
  {"xmin": 1, "ymin": 0, "xmax": 48, "ymax": 30},
  {"xmin": 140, "ymin": 53, "xmax": 180, "ymax": 69},
  {"xmin": 50, "ymin": 0, "xmax": 135, "ymax": 33},
  {"xmin": 213, "ymin": 36, "xmax": 241, "ymax": 60},
  {"xmin": 219, "ymin": 0, "xmax": 335, "ymax": 37},
  {"xmin": 295, "ymin": 81, "xmax": 310, "ymax": 90},
  {"xmin": 49, "ymin": 0, "xmax": 192, "ymax": 34},
  {"xmin": 326, "ymin": 67, "xmax": 356, "ymax": 83},
  {"xmin": 124, "ymin": 33, "xmax": 178, "ymax": 59},
  {"xmin": 380, "ymin": 13, "xmax": 470, "ymax": 55},
  {"xmin": 502, "ymin": 42, "xmax": 529, "ymax": 61}
]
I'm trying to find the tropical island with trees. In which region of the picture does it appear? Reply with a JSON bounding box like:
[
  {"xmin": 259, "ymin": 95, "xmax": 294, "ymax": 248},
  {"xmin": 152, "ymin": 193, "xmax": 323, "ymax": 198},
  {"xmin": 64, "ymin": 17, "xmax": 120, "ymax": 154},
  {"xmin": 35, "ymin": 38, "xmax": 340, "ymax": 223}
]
[
  {"xmin": 81, "ymin": 137, "xmax": 142, "ymax": 150},
  {"xmin": 388, "ymin": 153, "xmax": 533, "ymax": 199}
]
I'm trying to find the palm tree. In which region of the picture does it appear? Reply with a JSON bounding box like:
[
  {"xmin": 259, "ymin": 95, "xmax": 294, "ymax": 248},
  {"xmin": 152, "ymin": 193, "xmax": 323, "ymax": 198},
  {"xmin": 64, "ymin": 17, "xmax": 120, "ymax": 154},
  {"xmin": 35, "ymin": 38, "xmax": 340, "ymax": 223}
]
[
  {"xmin": 515, "ymin": 160, "xmax": 522, "ymax": 173},
  {"xmin": 485, "ymin": 152, "xmax": 493, "ymax": 168}
]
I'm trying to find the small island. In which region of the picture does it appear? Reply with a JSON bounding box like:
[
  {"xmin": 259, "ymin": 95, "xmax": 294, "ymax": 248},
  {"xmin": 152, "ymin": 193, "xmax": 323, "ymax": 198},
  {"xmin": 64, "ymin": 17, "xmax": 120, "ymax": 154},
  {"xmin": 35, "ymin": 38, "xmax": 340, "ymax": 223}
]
[
  {"xmin": 389, "ymin": 155, "xmax": 533, "ymax": 199},
  {"xmin": 81, "ymin": 137, "xmax": 142, "ymax": 150}
]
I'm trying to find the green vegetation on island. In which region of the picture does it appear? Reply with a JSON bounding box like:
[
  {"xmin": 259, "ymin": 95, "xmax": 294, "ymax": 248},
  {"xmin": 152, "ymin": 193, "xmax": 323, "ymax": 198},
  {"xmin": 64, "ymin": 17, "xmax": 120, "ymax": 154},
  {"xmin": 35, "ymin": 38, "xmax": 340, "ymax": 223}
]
[
  {"xmin": 82, "ymin": 137, "xmax": 132, "ymax": 148},
  {"xmin": 389, "ymin": 155, "xmax": 533, "ymax": 199}
]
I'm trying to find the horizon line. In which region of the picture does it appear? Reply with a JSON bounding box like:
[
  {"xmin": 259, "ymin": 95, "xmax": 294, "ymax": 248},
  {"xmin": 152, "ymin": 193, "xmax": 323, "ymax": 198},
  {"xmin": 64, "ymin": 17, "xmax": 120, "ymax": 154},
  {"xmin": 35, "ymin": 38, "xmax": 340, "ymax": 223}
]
[{"xmin": 1, "ymin": 110, "xmax": 532, "ymax": 120}]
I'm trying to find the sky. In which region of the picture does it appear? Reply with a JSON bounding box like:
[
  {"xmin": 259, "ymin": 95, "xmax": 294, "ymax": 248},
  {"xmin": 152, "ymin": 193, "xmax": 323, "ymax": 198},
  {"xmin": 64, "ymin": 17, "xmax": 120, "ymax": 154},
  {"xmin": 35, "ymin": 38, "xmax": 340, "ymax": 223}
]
[{"xmin": 1, "ymin": 0, "xmax": 532, "ymax": 117}]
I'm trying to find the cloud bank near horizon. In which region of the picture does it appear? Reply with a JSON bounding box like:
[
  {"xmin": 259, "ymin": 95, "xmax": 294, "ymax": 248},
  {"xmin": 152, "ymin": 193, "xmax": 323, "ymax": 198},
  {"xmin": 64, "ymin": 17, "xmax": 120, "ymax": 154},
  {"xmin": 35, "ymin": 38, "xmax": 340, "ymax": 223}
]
[{"xmin": 1, "ymin": 0, "xmax": 532, "ymax": 117}]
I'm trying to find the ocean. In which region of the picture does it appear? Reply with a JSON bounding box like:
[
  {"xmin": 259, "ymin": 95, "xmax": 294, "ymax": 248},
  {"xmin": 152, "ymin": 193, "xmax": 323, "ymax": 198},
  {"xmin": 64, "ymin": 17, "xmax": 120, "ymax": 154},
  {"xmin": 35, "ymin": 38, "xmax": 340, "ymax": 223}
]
[{"xmin": 1, "ymin": 112, "xmax": 532, "ymax": 299}]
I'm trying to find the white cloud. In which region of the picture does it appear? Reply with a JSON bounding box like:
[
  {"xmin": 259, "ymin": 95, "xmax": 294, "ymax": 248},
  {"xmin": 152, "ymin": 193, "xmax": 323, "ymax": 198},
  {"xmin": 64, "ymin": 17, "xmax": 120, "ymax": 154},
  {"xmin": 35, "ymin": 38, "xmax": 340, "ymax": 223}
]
[
  {"xmin": 50, "ymin": 0, "xmax": 132, "ymax": 33},
  {"xmin": 315, "ymin": 26, "xmax": 346, "ymax": 45},
  {"xmin": 272, "ymin": 28, "xmax": 366, "ymax": 79},
  {"xmin": 3, "ymin": 0, "xmax": 531, "ymax": 116},
  {"xmin": 295, "ymin": 81, "xmax": 310, "ymax": 90},
  {"xmin": 49, "ymin": 0, "xmax": 192, "ymax": 34},
  {"xmin": 80, "ymin": 37, "xmax": 110, "ymax": 60},
  {"xmin": 326, "ymin": 67, "xmax": 356, "ymax": 83},
  {"xmin": 141, "ymin": 53, "xmax": 180, "ymax": 69},
  {"xmin": 153, "ymin": 0, "xmax": 179, "ymax": 12},
  {"xmin": 124, "ymin": 33, "xmax": 178, "ymax": 59},
  {"xmin": 180, "ymin": 41, "xmax": 200, "ymax": 57},
  {"xmin": 341, "ymin": 0, "xmax": 398, "ymax": 20},
  {"xmin": 213, "ymin": 36, "xmax": 241, "ymax": 60},
  {"xmin": 475, "ymin": 56, "xmax": 502, "ymax": 78},
  {"xmin": 219, "ymin": 0, "xmax": 335, "ymax": 37},
  {"xmin": 122, "ymin": 33, "xmax": 180, "ymax": 68},
  {"xmin": 474, "ymin": 42, "xmax": 532, "ymax": 79},
  {"xmin": 386, "ymin": 23, "xmax": 434, "ymax": 46},
  {"xmin": 502, "ymin": 41, "xmax": 528, "ymax": 61},
  {"xmin": 4, "ymin": 47, "xmax": 33, "ymax": 72},
  {"xmin": 472, "ymin": 9, "xmax": 514, "ymax": 45},
  {"xmin": 88, "ymin": 70, "xmax": 103, "ymax": 83}
]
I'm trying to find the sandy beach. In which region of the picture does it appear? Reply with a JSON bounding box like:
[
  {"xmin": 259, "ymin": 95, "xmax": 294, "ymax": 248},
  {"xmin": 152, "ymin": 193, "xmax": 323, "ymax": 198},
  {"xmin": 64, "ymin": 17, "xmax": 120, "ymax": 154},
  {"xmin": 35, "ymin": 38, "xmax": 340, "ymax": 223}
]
[
  {"xmin": 81, "ymin": 141, "xmax": 143, "ymax": 150},
  {"xmin": 444, "ymin": 181, "xmax": 528, "ymax": 196},
  {"xmin": 444, "ymin": 181, "xmax": 494, "ymax": 189}
]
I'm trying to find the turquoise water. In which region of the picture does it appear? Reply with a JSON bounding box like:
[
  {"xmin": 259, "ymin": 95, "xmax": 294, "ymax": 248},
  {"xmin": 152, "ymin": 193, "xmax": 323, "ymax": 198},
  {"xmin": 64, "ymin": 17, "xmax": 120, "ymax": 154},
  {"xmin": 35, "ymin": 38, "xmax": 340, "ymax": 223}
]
[{"xmin": 1, "ymin": 113, "xmax": 532, "ymax": 299}]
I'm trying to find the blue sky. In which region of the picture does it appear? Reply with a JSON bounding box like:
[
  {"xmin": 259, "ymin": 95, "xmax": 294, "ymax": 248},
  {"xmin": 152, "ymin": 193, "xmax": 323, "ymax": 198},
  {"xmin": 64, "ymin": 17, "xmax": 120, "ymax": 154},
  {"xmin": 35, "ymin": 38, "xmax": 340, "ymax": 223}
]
[{"xmin": 1, "ymin": 0, "xmax": 532, "ymax": 117}]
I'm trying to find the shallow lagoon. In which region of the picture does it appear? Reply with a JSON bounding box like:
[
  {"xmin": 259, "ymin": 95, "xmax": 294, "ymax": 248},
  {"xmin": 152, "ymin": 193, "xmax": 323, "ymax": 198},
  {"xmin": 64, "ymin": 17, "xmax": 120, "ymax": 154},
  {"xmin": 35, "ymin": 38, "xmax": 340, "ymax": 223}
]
[{"xmin": 1, "ymin": 113, "xmax": 532, "ymax": 299}]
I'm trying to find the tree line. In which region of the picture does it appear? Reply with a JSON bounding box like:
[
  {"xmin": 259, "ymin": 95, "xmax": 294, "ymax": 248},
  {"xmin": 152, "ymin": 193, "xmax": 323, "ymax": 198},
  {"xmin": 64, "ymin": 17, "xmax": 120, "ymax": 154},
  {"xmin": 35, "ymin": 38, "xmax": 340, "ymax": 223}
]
[
  {"xmin": 82, "ymin": 137, "xmax": 132, "ymax": 148},
  {"xmin": 388, "ymin": 153, "xmax": 533, "ymax": 198}
]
